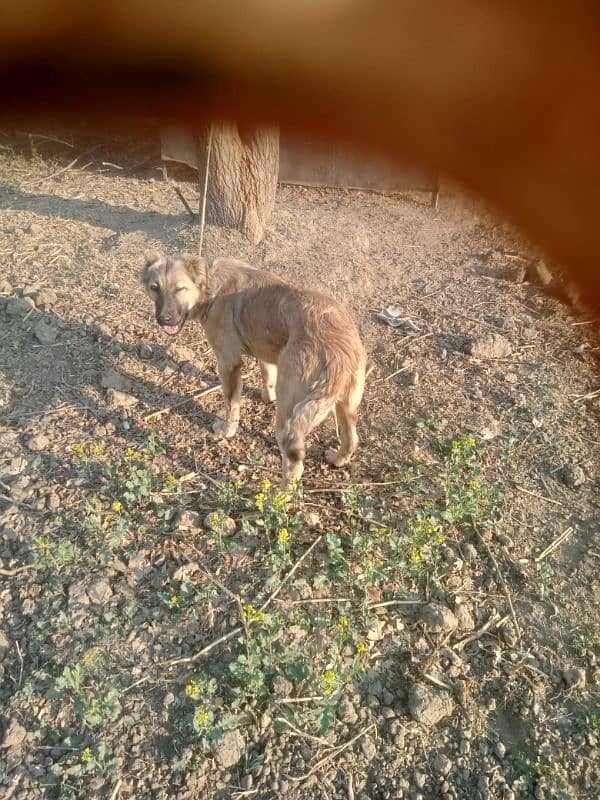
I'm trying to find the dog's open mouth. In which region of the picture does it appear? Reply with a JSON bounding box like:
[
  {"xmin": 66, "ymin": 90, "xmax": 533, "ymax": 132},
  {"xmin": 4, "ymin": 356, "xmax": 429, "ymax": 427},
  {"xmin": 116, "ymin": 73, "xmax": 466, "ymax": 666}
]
[{"xmin": 160, "ymin": 324, "xmax": 181, "ymax": 336}]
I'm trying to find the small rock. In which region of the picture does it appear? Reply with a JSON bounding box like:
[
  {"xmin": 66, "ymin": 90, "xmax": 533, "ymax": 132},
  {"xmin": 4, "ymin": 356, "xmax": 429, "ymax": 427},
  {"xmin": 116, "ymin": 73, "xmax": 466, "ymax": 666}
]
[
  {"xmin": 2, "ymin": 718, "xmax": 27, "ymax": 750},
  {"xmin": 462, "ymin": 543, "xmax": 478, "ymax": 563},
  {"xmin": 337, "ymin": 696, "xmax": 359, "ymax": 725},
  {"xmin": 561, "ymin": 464, "xmax": 586, "ymax": 489},
  {"xmin": 34, "ymin": 319, "xmax": 58, "ymax": 345},
  {"xmin": 563, "ymin": 667, "xmax": 586, "ymax": 689},
  {"xmin": 178, "ymin": 510, "xmax": 202, "ymax": 529},
  {"xmin": 469, "ymin": 333, "xmax": 512, "ymax": 359},
  {"xmin": 272, "ymin": 675, "xmax": 293, "ymax": 697},
  {"xmin": 455, "ymin": 603, "xmax": 475, "ymax": 632},
  {"xmin": 6, "ymin": 297, "xmax": 35, "ymax": 317},
  {"xmin": 68, "ymin": 581, "xmax": 90, "ymax": 608},
  {"xmin": 101, "ymin": 367, "xmax": 131, "ymax": 392},
  {"xmin": 500, "ymin": 623, "xmax": 518, "ymax": 648},
  {"xmin": 419, "ymin": 603, "xmax": 458, "ymax": 634},
  {"xmin": 106, "ymin": 389, "xmax": 138, "ymax": 409},
  {"xmin": 87, "ymin": 578, "xmax": 113, "ymax": 605},
  {"xmin": 26, "ymin": 433, "xmax": 50, "ymax": 452},
  {"xmin": 212, "ymin": 729, "xmax": 244, "ymax": 768},
  {"xmin": 33, "ymin": 288, "xmax": 58, "ymax": 308},
  {"xmin": 360, "ymin": 736, "xmax": 377, "ymax": 761},
  {"xmin": 408, "ymin": 684, "xmax": 455, "ymax": 727},
  {"xmin": 433, "ymin": 752, "xmax": 452, "ymax": 776},
  {"xmin": 22, "ymin": 282, "xmax": 42, "ymax": 297},
  {"xmin": 27, "ymin": 222, "xmax": 42, "ymax": 236},
  {"xmin": 305, "ymin": 512, "xmax": 321, "ymax": 527},
  {"xmin": 138, "ymin": 340, "xmax": 153, "ymax": 360},
  {"xmin": 495, "ymin": 741, "xmax": 507, "ymax": 759},
  {"xmin": 0, "ymin": 630, "xmax": 11, "ymax": 659},
  {"xmin": 0, "ymin": 278, "xmax": 13, "ymax": 295},
  {"xmin": 45, "ymin": 492, "xmax": 61, "ymax": 511}
]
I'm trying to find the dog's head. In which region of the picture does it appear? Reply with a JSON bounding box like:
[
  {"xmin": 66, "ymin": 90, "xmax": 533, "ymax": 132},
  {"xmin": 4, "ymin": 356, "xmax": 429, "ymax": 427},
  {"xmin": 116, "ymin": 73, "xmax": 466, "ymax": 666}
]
[{"xmin": 141, "ymin": 253, "xmax": 209, "ymax": 336}]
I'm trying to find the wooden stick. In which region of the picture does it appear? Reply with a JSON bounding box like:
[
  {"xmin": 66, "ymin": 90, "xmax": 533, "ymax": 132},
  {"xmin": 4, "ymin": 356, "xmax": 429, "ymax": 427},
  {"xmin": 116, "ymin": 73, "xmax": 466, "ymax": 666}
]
[
  {"xmin": 22, "ymin": 156, "xmax": 79, "ymax": 187},
  {"xmin": 275, "ymin": 716, "xmax": 331, "ymax": 746},
  {"xmin": 142, "ymin": 383, "xmax": 221, "ymax": 421},
  {"xmin": 535, "ymin": 526, "xmax": 574, "ymax": 562},
  {"xmin": 475, "ymin": 530, "xmax": 521, "ymax": 642},
  {"xmin": 287, "ymin": 723, "xmax": 376, "ymax": 783},
  {"xmin": 514, "ymin": 485, "xmax": 563, "ymax": 507},
  {"xmin": 0, "ymin": 563, "xmax": 36, "ymax": 577},
  {"xmin": 453, "ymin": 612, "xmax": 507, "ymax": 652}
]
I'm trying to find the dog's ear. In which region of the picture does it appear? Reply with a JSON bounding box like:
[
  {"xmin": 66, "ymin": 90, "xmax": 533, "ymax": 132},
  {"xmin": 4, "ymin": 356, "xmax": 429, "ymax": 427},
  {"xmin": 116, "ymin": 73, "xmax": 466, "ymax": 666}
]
[
  {"xmin": 180, "ymin": 255, "xmax": 209, "ymax": 286},
  {"xmin": 140, "ymin": 251, "xmax": 162, "ymax": 283}
]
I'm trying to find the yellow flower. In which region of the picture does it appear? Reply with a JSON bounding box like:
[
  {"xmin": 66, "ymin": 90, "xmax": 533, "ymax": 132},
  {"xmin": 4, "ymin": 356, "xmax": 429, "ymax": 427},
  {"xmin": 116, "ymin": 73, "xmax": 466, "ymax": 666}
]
[
  {"xmin": 80, "ymin": 747, "xmax": 92, "ymax": 763},
  {"xmin": 321, "ymin": 669, "xmax": 338, "ymax": 695},
  {"xmin": 164, "ymin": 475, "xmax": 178, "ymax": 490},
  {"xmin": 146, "ymin": 416, "xmax": 157, "ymax": 426},
  {"xmin": 124, "ymin": 447, "xmax": 141, "ymax": 461},
  {"xmin": 277, "ymin": 528, "xmax": 290, "ymax": 545},
  {"xmin": 469, "ymin": 479, "xmax": 480, "ymax": 490},
  {"xmin": 409, "ymin": 547, "xmax": 423, "ymax": 562},
  {"xmin": 356, "ymin": 641, "xmax": 368, "ymax": 655},
  {"xmin": 73, "ymin": 443, "xmax": 86, "ymax": 457},
  {"xmin": 185, "ymin": 680, "xmax": 202, "ymax": 700},
  {"xmin": 254, "ymin": 492, "xmax": 266, "ymax": 512},
  {"xmin": 111, "ymin": 500, "xmax": 123, "ymax": 513},
  {"xmin": 192, "ymin": 705, "xmax": 212, "ymax": 729},
  {"xmin": 260, "ymin": 478, "xmax": 272, "ymax": 492},
  {"xmin": 271, "ymin": 492, "xmax": 289, "ymax": 513},
  {"xmin": 91, "ymin": 445, "xmax": 104, "ymax": 457},
  {"xmin": 82, "ymin": 650, "xmax": 98, "ymax": 668},
  {"xmin": 243, "ymin": 604, "xmax": 266, "ymax": 624},
  {"xmin": 168, "ymin": 595, "xmax": 180, "ymax": 608},
  {"xmin": 338, "ymin": 616, "xmax": 350, "ymax": 628}
]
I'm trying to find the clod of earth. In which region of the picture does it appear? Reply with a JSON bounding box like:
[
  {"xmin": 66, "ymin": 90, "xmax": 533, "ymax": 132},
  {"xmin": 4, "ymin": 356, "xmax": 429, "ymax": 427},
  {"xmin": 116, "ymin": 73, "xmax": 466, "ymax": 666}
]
[
  {"xmin": 561, "ymin": 464, "xmax": 586, "ymax": 489},
  {"xmin": 433, "ymin": 751, "xmax": 453, "ymax": 775},
  {"xmin": 419, "ymin": 602, "xmax": 459, "ymax": 634},
  {"xmin": 408, "ymin": 684, "xmax": 455, "ymax": 727},
  {"xmin": 106, "ymin": 388, "xmax": 139, "ymax": 409},
  {"xmin": 25, "ymin": 433, "xmax": 50, "ymax": 452},
  {"xmin": 101, "ymin": 367, "xmax": 131, "ymax": 392},
  {"xmin": 1, "ymin": 719, "xmax": 27, "ymax": 751},
  {"xmin": 469, "ymin": 333, "xmax": 512, "ymax": 359},
  {"xmin": 563, "ymin": 667, "xmax": 586, "ymax": 689},
  {"xmin": 6, "ymin": 297, "xmax": 35, "ymax": 317},
  {"xmin": 211, "ymin": 728, "xmax": 245, "ymax": 769},
  {"xmin": 336, "ymin": 695, "xmax": 359, "ymax": 725},
  {"xmin": 87, "ymin": 578, "xmax": 113, "ymax": 606},
  {"xmin": 33, "ymin": 287, "xmax": 58, "ymax": 308},
  {"xmin": 33, "ymin": 319, "xmax": 58, "ymax": 345},
  {"xmin": 455, "ymin": 603, "xmax": 475, "ymax": 632}
]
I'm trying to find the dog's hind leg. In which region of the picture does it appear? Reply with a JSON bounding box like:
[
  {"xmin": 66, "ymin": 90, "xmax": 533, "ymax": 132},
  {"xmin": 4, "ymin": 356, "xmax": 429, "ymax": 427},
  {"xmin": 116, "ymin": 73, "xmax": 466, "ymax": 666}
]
[
  {"xmin": 259, "ymin": 361, "xmax": 277, "ymax": 404},
  {"xmin": 325, "ymin": 401, "xmax": 358, "ymax": 466},
  {"xmin": 325, "ymin": 374, "xmax": 364, "ymax": 467},
  {"xmin": 213, "ymin": 355, "xmax": 243, "ymax": 438}
]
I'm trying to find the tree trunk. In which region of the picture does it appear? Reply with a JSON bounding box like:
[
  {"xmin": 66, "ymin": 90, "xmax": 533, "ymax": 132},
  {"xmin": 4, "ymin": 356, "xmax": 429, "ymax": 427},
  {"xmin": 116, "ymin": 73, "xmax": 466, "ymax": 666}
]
[{"xmin": 202, "ymin": 123, "xmax": 279, "ymax": 245}]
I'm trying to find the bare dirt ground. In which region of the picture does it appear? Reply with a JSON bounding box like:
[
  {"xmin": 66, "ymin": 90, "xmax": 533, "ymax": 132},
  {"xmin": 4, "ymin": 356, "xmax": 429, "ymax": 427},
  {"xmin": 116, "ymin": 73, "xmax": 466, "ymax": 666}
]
[{"xmin": 0, "ymin": 131, "xmax": 599, "ymax": 800}]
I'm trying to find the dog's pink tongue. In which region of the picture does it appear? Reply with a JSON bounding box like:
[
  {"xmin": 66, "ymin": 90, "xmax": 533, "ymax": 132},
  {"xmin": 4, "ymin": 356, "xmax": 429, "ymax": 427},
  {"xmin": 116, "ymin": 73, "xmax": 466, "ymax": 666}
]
[{"xmin": 161, "ymin": 324, "xmax": 179, "ymax": 336}]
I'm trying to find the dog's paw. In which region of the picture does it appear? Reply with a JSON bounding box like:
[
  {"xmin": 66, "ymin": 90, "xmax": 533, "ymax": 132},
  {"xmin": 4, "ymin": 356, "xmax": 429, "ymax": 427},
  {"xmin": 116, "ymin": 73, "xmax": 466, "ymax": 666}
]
[
  {"xmin": 325, "ymin": 448, "xmax": 349, "ymax": 467},
  {"xmin": 260, "ymin": 388, "xmax": 276, "ymax": 404},
  {"xmin": 212, "ymin": 419, "xmax": 238, "ymax": 438}
]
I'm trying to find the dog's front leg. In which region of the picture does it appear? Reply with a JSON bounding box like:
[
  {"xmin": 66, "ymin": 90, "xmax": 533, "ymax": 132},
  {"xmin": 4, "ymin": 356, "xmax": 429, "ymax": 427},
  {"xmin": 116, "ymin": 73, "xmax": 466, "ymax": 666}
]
[{"xmin": 212, "ymin": 359, "xmax": 242, "ymax": 438}]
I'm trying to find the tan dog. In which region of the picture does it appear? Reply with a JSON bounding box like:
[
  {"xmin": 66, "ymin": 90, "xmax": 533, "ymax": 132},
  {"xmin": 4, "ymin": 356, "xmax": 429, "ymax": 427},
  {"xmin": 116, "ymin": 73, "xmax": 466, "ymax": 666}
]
[{"xmin": 141, "ymin": 254, "xmax": 367, "ymax": 486}]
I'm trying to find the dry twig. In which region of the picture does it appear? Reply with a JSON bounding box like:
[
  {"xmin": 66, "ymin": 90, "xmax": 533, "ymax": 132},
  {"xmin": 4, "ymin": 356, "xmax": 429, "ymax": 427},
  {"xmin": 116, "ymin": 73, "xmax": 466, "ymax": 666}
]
[
  {"xmin": 475, "ymin": 530, "xmax": 522, "ymax": 643},
  {"xmin": 287, "ymin": 722, "xmax": 376, "ymax": 783},
  {"xmin": 535, "ymin": 526, "xmax": 574, "ymax": 562}
]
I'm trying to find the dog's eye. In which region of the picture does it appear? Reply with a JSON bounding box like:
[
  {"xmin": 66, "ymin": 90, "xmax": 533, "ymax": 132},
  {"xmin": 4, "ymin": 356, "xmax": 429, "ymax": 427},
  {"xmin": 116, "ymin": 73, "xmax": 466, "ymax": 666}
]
[
  {"xmin": 175, "ymin": 286, "xmax": 187, "ymax": 293},
  {"xmin": 149, "ymin": 284, "xmax": 159, "ymax": 292}
]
